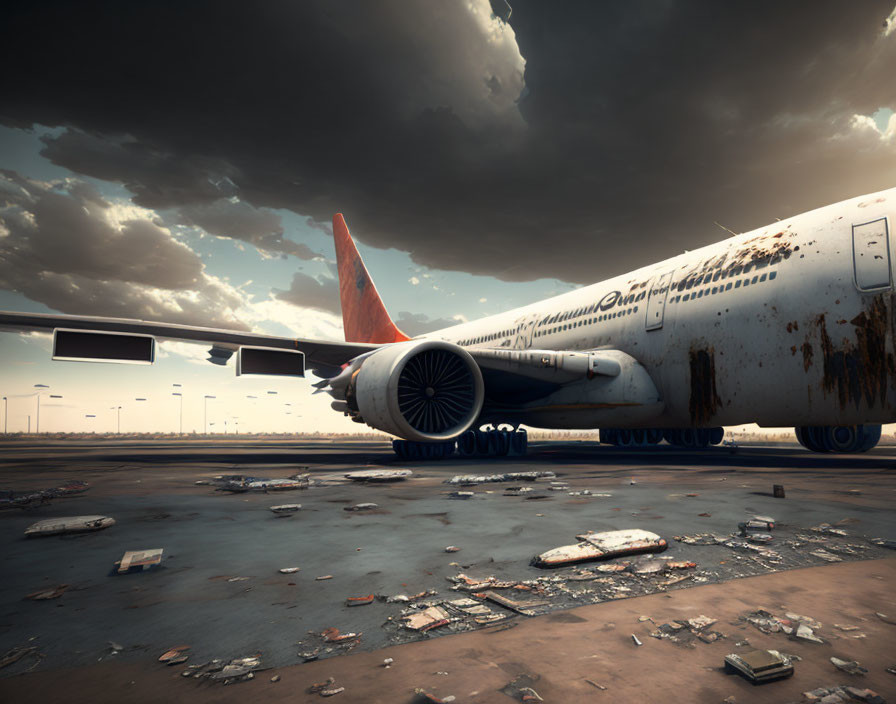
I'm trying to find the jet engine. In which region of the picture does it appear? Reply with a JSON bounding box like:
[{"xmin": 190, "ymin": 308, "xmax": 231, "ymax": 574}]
[{"xmin": 326, "ymin": 340, "xmax": 484, "ymax": 442}]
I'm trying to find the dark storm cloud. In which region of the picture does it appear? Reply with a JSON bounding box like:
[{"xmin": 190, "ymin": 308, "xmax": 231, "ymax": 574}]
[
  {"xmin": 0, "ymin": 170, "xmax": 247, "ymax": 329},
  {"xmin": 274, "ymin": 272, "xmax": 340, "ymax": 315},
  {"xmin": 2, "ymin": 1, "xmax": 895, "ymax": 285}
]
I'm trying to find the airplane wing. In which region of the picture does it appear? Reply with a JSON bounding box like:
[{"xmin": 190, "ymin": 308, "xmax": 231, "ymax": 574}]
[{"xmin": 0, "ymin": 310, "xmax": 378, "ymax": 376}]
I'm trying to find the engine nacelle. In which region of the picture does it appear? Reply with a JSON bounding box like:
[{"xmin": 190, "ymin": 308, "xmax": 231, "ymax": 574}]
[{"xmin": 342, "ymin": 340, "xmax": 484, "ymax": 442}]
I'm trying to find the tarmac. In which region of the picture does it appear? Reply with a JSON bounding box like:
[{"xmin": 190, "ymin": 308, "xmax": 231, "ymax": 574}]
[{"xmin": 0, "ymin": 438, "xmax": 894, "ymax": 702}]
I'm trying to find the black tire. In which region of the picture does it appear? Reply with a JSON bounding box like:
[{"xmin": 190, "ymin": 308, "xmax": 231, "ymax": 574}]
[{"xmin": 709, "ymin": 427, "xmax": 724, "ymax": 445}]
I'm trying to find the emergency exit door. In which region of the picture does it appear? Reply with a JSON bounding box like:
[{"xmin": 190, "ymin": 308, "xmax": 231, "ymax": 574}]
[
  {"xmin": 645, "ymin": 271, "xmax": 673, "ymax": 331},
  {"xmin": 852, "ymin": 218, "xmax": 892, "ymax": 291}
]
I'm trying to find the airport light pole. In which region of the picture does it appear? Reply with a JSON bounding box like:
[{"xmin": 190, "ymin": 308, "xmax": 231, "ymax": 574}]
[
  {"xmin": 2, "ymin": 396, "xmax": 6, "ymax": 434},
  {"xmin": 34, "ymin": 384, "xmax": 49, "ymax": 433},
  {"xmin": 172, "ymin": 392, "xmax": 183, "ymax": 434},
  {"xmin": 204, "ymin": 395, "xmax": 215, "ymax": 434},
  {"xmin": 110, "ymin": 406, "xmax": 121, "ymax": 434}
]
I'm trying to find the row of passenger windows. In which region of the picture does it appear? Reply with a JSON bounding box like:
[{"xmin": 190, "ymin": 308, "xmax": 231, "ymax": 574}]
[
  {"xmin": 456, "ymin": 260, "xmax": 782, "ymax": 348},
  {"xmin": 534, "ymin": 306, "xmax": 639, "ymax": 338},
  {"xmin": 670, "ymin": 270, "xmax": 776, "ymax": 304}
]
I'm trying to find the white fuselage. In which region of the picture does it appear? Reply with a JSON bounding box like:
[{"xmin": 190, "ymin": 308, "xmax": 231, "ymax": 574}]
[{"xmin": 425, "ymin": 188, "xmax": 896, "ymax": 430}]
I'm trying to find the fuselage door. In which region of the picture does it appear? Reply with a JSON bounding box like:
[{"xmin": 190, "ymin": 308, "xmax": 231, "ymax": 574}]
[
  {"xmin": 852, "ymin": 217, "xmax": 891, "ymax": 291},
  {"xmin": 645, "ymin": 271, "xmax": 673, "ymax": 331}
]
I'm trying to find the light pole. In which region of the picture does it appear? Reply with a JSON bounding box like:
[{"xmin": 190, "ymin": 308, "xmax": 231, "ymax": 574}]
[
  {"xmin": 34, "ymin": 384, "xmax": 49, "ymax": 433},
  {"xmin": 204, "ymin": 395, "xmax": 216, "ymax": 434},
  {"xmin": 85, "ymin": 414, "xmax": 96, "ymax": 433},
  {"xmin": 110, "ymin": 406, "xmax": 121, "ymax": 434},
  {"xmin": 2, "ymin": 396, "xmax": 6, "ymax": 434},
  {"xmin": 172, "ymin": 392, "xmax": 183, "ymax": 434}
]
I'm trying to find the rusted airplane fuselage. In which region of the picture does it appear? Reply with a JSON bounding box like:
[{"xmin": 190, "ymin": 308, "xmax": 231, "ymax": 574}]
[{"xmin": 434, "ymin": 188, "xmax": 896, "ymax": 429}]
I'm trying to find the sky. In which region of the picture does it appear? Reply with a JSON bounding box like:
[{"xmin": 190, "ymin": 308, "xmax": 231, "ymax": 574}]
[{"xmin": 1, "ymin": 1, "xmax": 895, "ymax": 434}]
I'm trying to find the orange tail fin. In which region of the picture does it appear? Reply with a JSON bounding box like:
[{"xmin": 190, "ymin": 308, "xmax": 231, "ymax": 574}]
[{"xmin": 333, "ymin": 214, "xmax": 410, "ymax": 344}]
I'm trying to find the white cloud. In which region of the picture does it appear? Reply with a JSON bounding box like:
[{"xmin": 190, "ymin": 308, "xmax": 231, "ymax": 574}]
[
  {"xmin": 409, "ymin": 276, "xmax": 420, "ymax": 285},
  {"xmin": 479, "ymin": 297, "xmax": 487, "ymax": 303}
]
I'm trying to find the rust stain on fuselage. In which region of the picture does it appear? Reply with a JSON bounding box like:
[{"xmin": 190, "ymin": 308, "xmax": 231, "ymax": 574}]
[
  {"xmin": 689, "ymin": 346, "xmax": 722, "ymax": 426},
  {"xmin": 814, "ymin": 296, "xmax": 896, "ymax": 410}
]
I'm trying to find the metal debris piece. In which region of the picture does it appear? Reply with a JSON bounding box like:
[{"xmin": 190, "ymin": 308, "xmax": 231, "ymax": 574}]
[
  {"xmin": 810, "ymin": 523, "xmax": 848, "ymax": 536},
  {"xmin": 773, "ymin": 485, "xmax": 785, "ymax": 498},
  {"xmin": 346, "ymin": 594, "xmax": 375, "ymax": 607},
  {"xmin": 271, "ymin": 674, "xmax": 280, "ymax": 682},
  {"xmin": 316, "ymin": 575, "xmax": 333, "ymax": 581},
  {"xmin": 25, "ymin": 515, "xmax": 115, "ymax": 537},
  {"xmin": 830, "ymin": 657, "xmax": 868, "ymax": 675},
  {"xmin": 345, "ymin": 469, "xmax": 412, "ymax": 482},
  {"xmin": 483, "ymin": 590, "xmax": 548, "ymax": 616},
  {"xmin": 413, "ymin": 689, "xmax": 456, "ymax": 703},
  {"xmin": 158, "ymin": 645, "xmax": 190, "ymax": 662},
  {"xmin": 403, "ymin": 606, "xmax": 451, "ymax": 632},
  {"xmin": 632, "ymin": 634, "xmax": 643, "ymax": 646},
  {"xmin": 279, "ymin": 567, "xmax": 300, "ymax": 574},
  {"xmin": 382, "ymin": 658, "xmax": 393, "ymax": 668},
  {"xmin": 444, "ymin": 546, "xmax": 460, "ymax": 553},
  {"xmin": 724, "ymin": 649, "xmax": 793, "ymax": 683},
  {"xmin": 445, "ymin": 471, "xmax": 555, "ymax": 486},
  {"xmin": 533, "ymin": 529, "xmax": 667, "ymax": 568},
  {"xmin": 795, "ymin": 624, "xmax": 824, "ymax": 644},
  {"xmin": 344, "ymin": 503, "xmax": 378, "ymax": 511},
  {"xmin": 270, "ymin": 504, "xmax": 301, "ymax": 515},
  {"xmin": 115, "ymin": 548, "xmax": 163, "ymax": 574},
  {"xmin": 321, "ymin": 627, "xmax": 361, "ymax": 643},
  {"xmin": 320, "ymin": 686, "xmax": 345, "ymax": 697},
  {"xmin": 448, "ymin": 491, "xmax": 474, "ymax": 499},
  {"xmin": 25, "ymin": 584, "xmax": 69, "ymax": 600},
  {"xmin": 308, "ymin": 677, "xmax": 336, "ymax": 693},
  {"xmin": 810, "ymin": 549, "xmax": 842, "ymax": 562}
]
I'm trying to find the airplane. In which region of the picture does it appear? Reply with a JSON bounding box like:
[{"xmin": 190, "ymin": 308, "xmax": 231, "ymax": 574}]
[{"xmin": 1, "ymin": 186, "xmax": 894, "ymax": 458}]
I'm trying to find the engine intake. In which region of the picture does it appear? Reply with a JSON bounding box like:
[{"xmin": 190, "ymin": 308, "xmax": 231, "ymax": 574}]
[{"xmin": 345, "ymin": 340, "xmax": 484, "ymax": 441}]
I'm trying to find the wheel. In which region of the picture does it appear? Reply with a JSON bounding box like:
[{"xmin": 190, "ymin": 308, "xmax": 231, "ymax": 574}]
[
  {"xmin": 695, "ymin": 428, "xmax": 711, "ymax": 448},
  {"xmin": 510, "ymin": 429, "xmax": 528, "ymax": 455},
  {"xmin": 392, "ymin": 439, "xmax": 408, "ymax": 459},
  {"xmin": 794, "ymin": 426, "xmax": 809, "ymax": 450},
  {"xmin": 475, "ymin": 430, "xmax": 491, "ymax": 454},
  {"xmin": 681, "ymin": 428, "xmax": 697, "ymax": 447},
  {"xmin": 457, "ymin": 430, "xmax": 476, "ymax": 456},
  {"xmin": 617, "ymin": 429, "xmax": 634, "ymax": 447},
  {"xmin": 805, "ymin": 426, "xmax": 828, "ymax": 453},
  {"xmin": 599, "ymin": 428, "xmax": 615, "ymax": 445},
  {"xmin": 632, "ymin": 429, "xmax": 647, "ymax": 446},
  {"xmin": 828, "ymin": 425, "xmax": 857, "ymax": 452},
  {"xmin": 495, "ymin": 430, "xmax": 511, "ymax": 456},
  {"xmin": 647, "ymin": 428, "xmax": 664, "ymax": 445},
  {"xmin": 662, "ymin": 429, "xmax": 680, "ymax": 446},
  {"xmin": 709, "ymin": 427, "xmax": 724, "ymax": 445},
  {"xmin": 858, "ymin": 424, "xmax": 882, "ymax": 452}
]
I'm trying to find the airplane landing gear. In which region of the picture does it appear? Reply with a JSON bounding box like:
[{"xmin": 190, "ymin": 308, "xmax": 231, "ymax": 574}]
[
  {"xmin": 391, "ymin": 427, "xmax": 529, "ymax": 460},
  {"xmin": 795, "ymin": 424, "xmax": 881, "ymax": 453},
  {"xmin": 599, "ymin": 427, "xmax": 724, "ymax": 448}
]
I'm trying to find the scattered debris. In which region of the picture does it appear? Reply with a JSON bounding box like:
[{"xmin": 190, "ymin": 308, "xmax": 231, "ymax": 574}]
[
  {"xmin": 308, "ymin": 677, "xmax": 336, "ymax": 694},
  {"xmin": 24, "ymin": 515, "xmax": 115, "ymax": 537},
  {"xmin": 448, "ymin": 491, "xmax": 474, "ymax": 499},
  {"xmin": 316, "ymin": 575, "xmax": 333, "ymax": 581},
  {"xmin": 632, "ymin": 634, "xmax": 643, "ymax": 646},
  {"xmin": 445, "ymin": 471, "xmax": 555, "ymax": 486},
  {"xmin": 585, "ymin": 679, "xmax": 607, "ymax": 690},
  {"xmin": 115, "ymin": 548, "xmax": 163, "ymax": 574},
  {"xmin": 724, "ymin": 649, "xmax": 793, "ymax": 683},
  {"xmin": 25, "ymin": 584, "xmax": 69, "ymax": 600},
  {"xmin": 345, "ymin": 469, "xmax": 412, "ymax": 482},
  {"xmin": 0, "ymin": 480, "xmax": 90, "ymax": 510},
  {"xmin": 532, "ymin": 529, "xmax": 667, "ymax": 567},
  {"xmin": 343, "ymin": 503, "xmax": 379, "ymax": 512},
  {"xmin": 279, "ymin": 567, "xmax": 300, "ymax": 574},
  {"xmin": 809, "ymin": 549, "xmax": 842, "ymax": 562},
  {"xmin": 271, "ymin": 674, "xmax": 281, "ymax": 682},
  {"xmin": 830, "ymin": 657, "xmax": 868, "ymax": 675},
  {"xmin": 382, "ymin": 657, "xmax": 393, "ymax": 668},
  {"xmin": 444, "ymin": 546, "xmax": 460, "ymax": 553},
  {"xmin": 0, "ymin": 645, "xmax": 43, "ymax": 671},
  {"xmin": 346, "ymin": 594, "xmax": 375, "ymax": 607},
  {"xmin": 773, "ymin": 484, "xmax": 785, "ymax": 498},
  {"xmin": 810, "ymin": 523, "xmax": 849, "ymax": 537},
  {"xmin": 800, "ymin": 685, "xmax": 886, "ymax": 703},
  {"xmin": 270, "ymin": 504, "xmax": 301, "ymax": 515},
  {"xmin": 500, "ymin": 674, "xmax": 542, "ymax": 702}
]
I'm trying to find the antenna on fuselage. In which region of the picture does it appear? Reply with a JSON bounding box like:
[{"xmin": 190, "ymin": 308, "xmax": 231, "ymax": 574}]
[{"xmin": 713, "ymin": 221, "xmax": 738, "ymax": 236}]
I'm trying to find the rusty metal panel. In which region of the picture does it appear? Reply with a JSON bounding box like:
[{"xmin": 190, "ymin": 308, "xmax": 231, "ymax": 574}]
[
  {"xmin": 852, "ymin": 218, "xmax": 891, "ymax": 291},
  {"xmin": 645, "ymin": 271, "xmax": 673, "ymax": 330}
]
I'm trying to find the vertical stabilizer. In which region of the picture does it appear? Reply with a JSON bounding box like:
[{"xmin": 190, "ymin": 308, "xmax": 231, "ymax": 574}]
[{"xmin": 333, "ymin": 214, "xmax": 410, "ymax": 344}]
